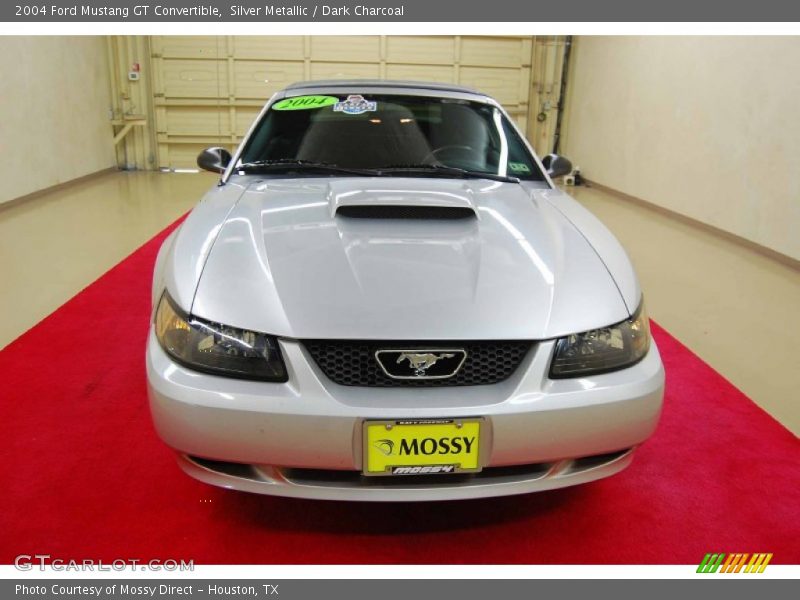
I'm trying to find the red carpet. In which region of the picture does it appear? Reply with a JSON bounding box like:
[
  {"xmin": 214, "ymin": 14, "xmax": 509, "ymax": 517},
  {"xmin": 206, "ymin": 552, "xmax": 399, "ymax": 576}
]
[{"xmin": 1, "ymin": 221, "xmax": 798, "ymax": 565}]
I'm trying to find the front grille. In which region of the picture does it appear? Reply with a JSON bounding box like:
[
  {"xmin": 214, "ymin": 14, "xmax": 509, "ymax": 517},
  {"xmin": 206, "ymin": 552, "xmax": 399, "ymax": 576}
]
[{"xmin": 304, "ymin": 340, "xmax": 533, "ymax": 387}]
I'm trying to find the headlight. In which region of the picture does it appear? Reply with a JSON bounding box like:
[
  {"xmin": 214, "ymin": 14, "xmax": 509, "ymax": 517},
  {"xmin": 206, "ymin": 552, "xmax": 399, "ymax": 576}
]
[
  {"xmin": 549, "ymin": 300, "xmax": 651, "ymax": 378},
  {"xmin": 154, "ymin": 292, "xmax": 287, "ymax": 382}
]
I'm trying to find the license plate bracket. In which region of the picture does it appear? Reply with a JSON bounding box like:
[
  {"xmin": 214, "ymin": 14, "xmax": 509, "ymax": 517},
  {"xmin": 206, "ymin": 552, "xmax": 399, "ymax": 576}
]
[{"xmin": 362, "ymin": 418, "xmax": 483, "ymax": 476}]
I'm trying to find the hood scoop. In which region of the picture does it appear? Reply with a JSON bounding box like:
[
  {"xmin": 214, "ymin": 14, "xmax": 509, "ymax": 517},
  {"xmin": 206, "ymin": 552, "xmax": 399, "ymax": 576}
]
[
  {"xmin": 336, "ymin": 204, "xmax": 475, "ymax": 219},
  {"xmin": 327, "ymin": 178, "xmax": 478, "ymax": 220}
]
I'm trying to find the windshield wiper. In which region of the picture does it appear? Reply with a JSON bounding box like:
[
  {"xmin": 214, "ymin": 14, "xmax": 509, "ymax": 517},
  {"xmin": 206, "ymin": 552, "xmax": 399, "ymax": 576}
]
[
  {"xmin": 236, "ymin": 159, "xmax": 379, "ymax": 177},
  {"xmin": 377, "ymin": 164, "xmax": 520, "ymax": 183},
  {"xmin": 235, "ymin": 160, "xmax": 520, "ymax": 183}
]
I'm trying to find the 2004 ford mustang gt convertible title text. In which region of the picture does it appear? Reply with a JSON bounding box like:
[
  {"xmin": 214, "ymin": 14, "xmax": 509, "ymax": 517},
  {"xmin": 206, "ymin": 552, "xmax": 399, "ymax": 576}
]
[{"xmin": 147, "ymin": 80, "xmax": 665, "ymax": 501}]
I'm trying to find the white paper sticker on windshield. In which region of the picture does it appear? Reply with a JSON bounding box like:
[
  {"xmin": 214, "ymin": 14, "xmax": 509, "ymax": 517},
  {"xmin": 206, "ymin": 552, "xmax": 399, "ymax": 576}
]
[{"xmin": 333, "ymin": 95, "xmax": 377, "ymax": 115}]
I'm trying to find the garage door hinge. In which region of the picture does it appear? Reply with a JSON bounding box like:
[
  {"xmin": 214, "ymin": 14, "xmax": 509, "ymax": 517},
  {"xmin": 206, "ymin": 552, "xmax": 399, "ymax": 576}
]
[{"xmin": 151, "ymin": 53, "xmax": 162, "ymax": 58}]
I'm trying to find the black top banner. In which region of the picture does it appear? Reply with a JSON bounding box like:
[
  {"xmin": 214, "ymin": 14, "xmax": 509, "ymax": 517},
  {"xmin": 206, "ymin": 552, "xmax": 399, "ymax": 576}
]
[{"xmin": 4, "ymin": 0, "xmax": 800, "ymax": 22}]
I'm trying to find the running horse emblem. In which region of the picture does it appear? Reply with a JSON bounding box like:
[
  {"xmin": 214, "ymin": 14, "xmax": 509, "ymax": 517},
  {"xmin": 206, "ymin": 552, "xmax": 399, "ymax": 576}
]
[{"xmin": 396, "ymin": 352, "xmax": 456, "ymax": 376}]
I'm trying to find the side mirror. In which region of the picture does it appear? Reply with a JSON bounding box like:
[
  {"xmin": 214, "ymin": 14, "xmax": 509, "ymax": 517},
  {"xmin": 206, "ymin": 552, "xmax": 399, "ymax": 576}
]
[
  {"xmin": 541, "ymin": 153, "xmax": 573, "ymax": 179},
  {"xmin": 197, "ymin": 147, "xmax": 232, "ymax": 174}
]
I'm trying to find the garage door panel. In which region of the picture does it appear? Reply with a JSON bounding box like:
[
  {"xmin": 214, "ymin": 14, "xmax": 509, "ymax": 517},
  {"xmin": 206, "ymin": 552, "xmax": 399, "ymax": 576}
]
[
  {"xmin": 160, "ymin": 59, "xmax": 229, "ymax": 98},
  {"xmin": 234, "ymin": 61, "xmax": 304, "ymax": 99},
  {"xmin": 233, "ymin": 37, "xmax": 305, "ymax": 60},
  {"xmin": 386, "ymin": 37, "xmax": 456, "ymax": 65},
  {"xmin": 310, "ymin": 37, "xmax": 381, "ymax": 63},
  {"xmin": 459, "ymin": 67, "xmax": 524, "ymax": 105},
  {"xmin": 154, "ymin": 36, "xmax": 226, "ymax": 60},
  {"xmin": 162, "ymin": 107, "xmax": 231, "ymax": 137},
  {"xmin": 386, "ymin": 64, "xmax": 455, "ymax": 83},
  {"xmin": 236, "ymin": 109, "xmax": 262, "ymax": 137},
  {"xmin": 310, "ymin": 61, "xmax": 381, "ymax": 81},
  {"xmin": 461, "ymin": 37, "xmax": 531, "ymax": 68}
]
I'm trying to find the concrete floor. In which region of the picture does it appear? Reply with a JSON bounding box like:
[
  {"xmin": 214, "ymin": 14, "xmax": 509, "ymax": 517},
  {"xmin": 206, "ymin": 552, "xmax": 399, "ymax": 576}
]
[
  {"xmin": 570, "ymin": 185, "xmax": 800, "ymax": 436},
  {"xmin": 1, "ymin": 171, "xmax": 798, "ymax": 434},
  {"xmin": 0, "ymin": 171, "xmax": 214, "ymax": 349}
]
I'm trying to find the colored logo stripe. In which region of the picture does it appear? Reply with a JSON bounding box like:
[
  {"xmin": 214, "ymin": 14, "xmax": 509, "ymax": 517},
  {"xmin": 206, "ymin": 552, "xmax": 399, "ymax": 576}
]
[
  {"xmin": 697, "ymin": 553, "xmax": 725, "ymax": 573},
  {"xmin": 748, "ymin": 553, "xmax": 773, "ymax": 573},
  {"xmin": 698, "ymin": 553, "xmax": 772, "ymax": 573}
]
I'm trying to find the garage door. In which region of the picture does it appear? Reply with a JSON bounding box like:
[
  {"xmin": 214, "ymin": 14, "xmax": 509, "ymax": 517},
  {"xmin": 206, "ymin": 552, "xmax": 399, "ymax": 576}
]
[{"xmin": 149, "ymin": 36, "xmax": 538, "ymax": 169}]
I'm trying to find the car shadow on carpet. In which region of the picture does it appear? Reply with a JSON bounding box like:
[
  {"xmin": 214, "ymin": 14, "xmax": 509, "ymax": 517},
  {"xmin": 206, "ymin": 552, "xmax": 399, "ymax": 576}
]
[{"xmin": 212, "ymin": 484, "xmax": 590, "ymax": 536}]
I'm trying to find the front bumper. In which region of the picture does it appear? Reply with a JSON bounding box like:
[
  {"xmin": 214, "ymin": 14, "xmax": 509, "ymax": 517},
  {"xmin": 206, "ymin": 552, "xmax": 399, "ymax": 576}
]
[{"xmin": 147, "ymin": 331, "xmax": 664, "ymax": 501}]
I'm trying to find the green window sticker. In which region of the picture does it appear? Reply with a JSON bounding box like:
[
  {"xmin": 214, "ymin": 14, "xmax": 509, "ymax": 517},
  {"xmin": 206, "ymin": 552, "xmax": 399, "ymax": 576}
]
[
  {"xmin": 508, "ymin": 162, "xmax": 531, "ymax": 174},
  {"xmin": 272, "ymin": 95, "xmax": 339, "ymax": 111}
]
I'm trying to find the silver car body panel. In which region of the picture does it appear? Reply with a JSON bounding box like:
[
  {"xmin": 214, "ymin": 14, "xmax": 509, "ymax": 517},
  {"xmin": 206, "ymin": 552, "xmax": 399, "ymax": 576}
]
[
  {"xmin": 148, "ymin": 333, "xmax": 663, "ymax": 501},
  {"xmin": 175, "ymin": 450, "xmax": 636, "ymax": 502},
  {"xmin": 187, "ymin": 177, "xmax": 630, "ymax": 340},
  {"xmin": 540, "ymin": 189, "xmax": 642, "ymax": 313},
  {"xmin": 154, "ymin": 180, "xmax": 250, "ymax": 310},
  {"xmin": 147, "ymin": 80, "xmax": 665, "ymax": 500}
]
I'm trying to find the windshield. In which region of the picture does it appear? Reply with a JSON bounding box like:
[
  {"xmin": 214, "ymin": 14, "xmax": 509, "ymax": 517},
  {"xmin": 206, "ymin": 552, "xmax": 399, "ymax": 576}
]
[{"xmin": 237, "ymin": 93, "xmax": 544, "ymax": 180}]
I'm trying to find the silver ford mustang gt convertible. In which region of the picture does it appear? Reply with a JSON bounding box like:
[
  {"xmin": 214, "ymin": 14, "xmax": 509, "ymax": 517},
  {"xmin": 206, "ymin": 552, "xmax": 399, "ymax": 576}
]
[{"xmin": 147, "ymin": 80, "xmax": 664, "ymax": 501}]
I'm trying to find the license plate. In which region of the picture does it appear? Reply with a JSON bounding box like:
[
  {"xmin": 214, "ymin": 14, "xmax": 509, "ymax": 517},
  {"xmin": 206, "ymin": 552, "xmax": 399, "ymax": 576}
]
[{"xmin": 363, "ymin": 419, "xmax": 482, "ymax": 476}]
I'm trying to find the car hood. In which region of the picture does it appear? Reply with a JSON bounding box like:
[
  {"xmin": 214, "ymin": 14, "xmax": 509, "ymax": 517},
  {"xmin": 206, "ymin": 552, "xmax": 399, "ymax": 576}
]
[{"xmin": 190, "ymin": 177, "xmax": 630, "ymax": 340}]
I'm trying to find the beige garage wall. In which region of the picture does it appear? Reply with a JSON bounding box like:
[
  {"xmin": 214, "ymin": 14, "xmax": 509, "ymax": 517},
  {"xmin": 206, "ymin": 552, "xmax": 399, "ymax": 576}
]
[
  {"xmin": 0, "ymin": 37, "xmax": 115, "ymax": 205},
  {"xmin": 562, "ymin": 37, "xmax": 800, "ymax": 261}
]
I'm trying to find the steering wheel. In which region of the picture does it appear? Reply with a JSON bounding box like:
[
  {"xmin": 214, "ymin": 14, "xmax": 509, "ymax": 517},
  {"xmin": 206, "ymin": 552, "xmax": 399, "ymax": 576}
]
[{"xmin": 422, "ymin": 145, "xmax": 475, "ymax": 164}]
